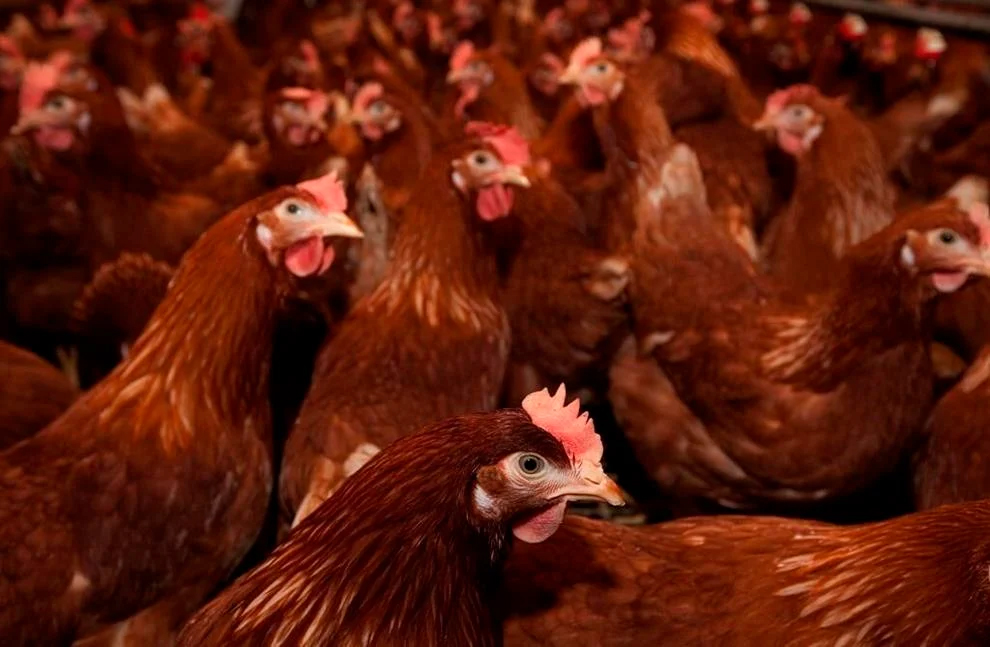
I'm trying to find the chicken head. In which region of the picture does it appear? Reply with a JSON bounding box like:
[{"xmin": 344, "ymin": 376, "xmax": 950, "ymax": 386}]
[
  {"xmin": 347, "ymin": 81, "xmax": 401, "ymax": 141},
  {"xmin": 900, "ymin": 203, "xmax": 990, "ymax": 294},
  {"xmin": 559, "ymin": 37, "xmax": 625, "ymax": 107},
  {"xmin": 254, "ymin": 171, "xmax": 363, "ymax": 278},
  {"xmin": 12, "ymin": 63, "xmax": 91, "ymax": 152},
  {"xmin": 473, "ymin": 384, "xmax": 624, "ymax": 544},
  {"xmin": 452, "ymin": 121, "xmax": 531, "ymax": 221},
  {"xmin": 753, "ymin": 84, "xmax": 825, "ymax": 155},
  {"xmin": 446, "ymin": 41, "xmax": 492, "ymax": 117},
  {"xmin": 270, "ymin": 87, "xmax": 330, "ymax": 148}
]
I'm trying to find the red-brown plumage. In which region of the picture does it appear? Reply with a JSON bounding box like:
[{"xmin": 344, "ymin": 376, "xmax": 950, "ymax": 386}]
[
  {"xmin": 614, "ymin": 146, "xmax": 990, "ymax": 510},
  {"xmin": 444, "ymin": 42, "xmax": 544, "ymax": 140},
  {"xmin": 914, "ymin": 344, "xmax": 990, "ymax": 509},
  {"xmin": 0, "ymin": 180, "xmax": 362, "ymax": 645},
  {"xmin": 502, "ymin": 508, "xmax": 990, "ymax": 645},
  {"xmin": 179, "ymin": 400, "xmax": 621, "ymax": 646},
  {"xmin": 279, "ymin": 124, "xmax": 532, "ymax": 529},
  {"xmin": 0, "ymin": 340, "xmax": 77, "ymax": 450},
  {"xmin": 758, "ymin": 84, "xmax": 895, "ymax": 294}
]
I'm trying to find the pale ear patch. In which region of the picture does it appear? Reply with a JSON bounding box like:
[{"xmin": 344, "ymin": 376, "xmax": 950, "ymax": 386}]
[{"xmin": 900, "ymin": 242, "xmax": 916, "ymax": 269}]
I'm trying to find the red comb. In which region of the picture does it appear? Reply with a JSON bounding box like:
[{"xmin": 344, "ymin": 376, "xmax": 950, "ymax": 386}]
[
  {"xmin": 0, "ymin": 35, "xmax": 22, "ymax": 59},
  {"xmin": 569, "ymin": 37, "xmax": 603, "ymax": 70},
  {"xmin": 450, "ymin": 41, "xmax": 475, "ymax": 73},
  {"xmin": 969, "ymin": 203, "xmax": 990, "ymax": 249},
  {"xmin": 465, "ymin": 121, "xmax": 531, "ymax": 166},
  {"xmin": 838, "ymin": 13, "xmax": 867, "ymax": 41},
  {"xmin": 118, "ymin": 17, "xmax": 137, "ymax": 39},
  {"xmin": 789, "ymin": 2, "xmax": 812, "ymax": 25},
  {"xmin": 281, "ymin": 87, "xmax": 327, "ymax": 115},
  {"xmin": 353, "ymin": 81, "xmax": 384, "ymax": 113},
  {"xmin": 189, "ymin": 3, "xmax": 212, "ymax": 22},
  {"xmin": 915, "ymin": 28, "xmax": 946, "ymax": 61},
  {"xmin": 297, "ymin": 171, "xmax": 347, "ymax": 213},
  {"xmin": 19, "ymin": 62, "xmax": 59, "ymax": 115},
  {"xmin": 522, "ymin": 385, "xmax": 603, "ymax": 464}
]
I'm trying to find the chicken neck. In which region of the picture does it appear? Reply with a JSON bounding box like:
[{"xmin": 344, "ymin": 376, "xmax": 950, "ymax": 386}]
[{"xmin": 107, "ymin": 210, "xmax": 278, "ymax": 443}]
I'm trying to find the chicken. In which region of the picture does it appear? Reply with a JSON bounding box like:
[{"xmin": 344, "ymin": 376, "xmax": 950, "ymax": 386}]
[
  {"xmin": 118, "ymin": 83, "xmax": 237, "ymax": 184},
  {"xmin": 914, "ymin": 343, "xmax": 990, "ymax": 509},
  {"xmin": 260, "ymin": 86, "xmax": 338, "ymax": 187},
  {"xmin": 178, "ymin": 386, "xmax": 622, "ymax": 646},
  {"xmin": 445, "ymin": 40, "xmax": 544, "ymax": 140},
  {"xmin": 345, "ymin": 77, "xmax": 437, "ymax": 220},
  {"xmin": 556, "ymin": 37, "xmax": 675, "ymax": 251},
  {"xmin": 756, "ymin": 84, "xmax": 895, "ymax": 294},
  {"xmin": 0, "ymin": 173, "xmax": 363, "ymax": 646},
  {"xmin": 0, "ymin": 340, "xmax": 77, "ymax": 451},
  {"xmin": 12, "ymin": 61, "xmax": 224, "ymax": 268},
  {"xmin": 612, "ymin": 143, "xmax": 990, "ymax": 510},
  {"xmin": 502, "ymin": 170, "xmax": 629, "ymax": 402},
  {"xmin": 501, "ymin": 507, "xmax": 990, "ymax": 646},
  {"xmin": 279, "ymin": 122, "xmax": 531, "ymax": 528},
  {"xmin": 173, "ymin": 4, "xmax": 265, "ymax": 143},
  {"xmin": 810, "ymin": 13, "xmax": 870, "ymax": 100}
]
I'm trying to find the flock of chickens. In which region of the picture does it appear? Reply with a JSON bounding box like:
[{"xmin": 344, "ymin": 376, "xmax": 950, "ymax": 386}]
[{"xmin": 3, "ymin": 0, "xmax": 990, "ymax": 644}]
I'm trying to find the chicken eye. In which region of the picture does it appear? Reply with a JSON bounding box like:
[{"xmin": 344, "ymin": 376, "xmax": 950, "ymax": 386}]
[
  {"xmin": 938, "ymin": 229, "xmax": 959, "ymax": 245},
  {"xmin": 518, "ymin": 454, "xmax": 546, "ymax": 476},
  {"xmin": 368, "ymin": 100, "xmax": 386, "ymax": 116},
  {"xmin": 470, "ymin": 151, "xmax": 494, "ymax": 167},
  {"xmin": 286, "ymin": 203, "xmax": 302, "ymax": 215},
  {"xmin": 46, "ymin": 96, "xmax": 67, "ymax": 110},
  {"xmin": 591, "ymin": 61, "xmax": 609, "ymax": 74}
]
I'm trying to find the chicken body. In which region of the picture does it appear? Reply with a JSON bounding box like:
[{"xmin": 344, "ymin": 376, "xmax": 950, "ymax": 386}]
[
  {"xmin": 502, "ymin": 510, "xmax": 990, "ymax": 646},
  {"xmin": 613, "ymin": 147, "xmax": 983, "ymax": 510},
  {"xmin": 0, "ymin": 340, "xmax": 77, "ymax": 451},
  {"xmin": 0, "ymin": 196, "xmax": 307, "ymax": 645},
  {"xmin": 280, "ymin": 139, "xmax": 519, "ymax": 527}
]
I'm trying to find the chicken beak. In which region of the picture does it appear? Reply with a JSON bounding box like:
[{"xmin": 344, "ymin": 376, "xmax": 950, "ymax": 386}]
[
  {"xmin": 558, "ymin": 65, "xmax": 581, "ymax": 86},
  {"xmin": 497, "ymin": 165, "xmax": 531, "ymax": 188},
  {"xmin": 557, "ymin": 461, "xmax": 625, "ymax": 506},
  {"xmin": 316, "ymin": 210, "xmax": 364, "ymax": 240},
  {"xmin": 752, "ymin": 114, "xmax": 775, "ymax": 132},
  {"xmin": 11, "ymin": 110, "xmax": 58, "ymax": 135}
]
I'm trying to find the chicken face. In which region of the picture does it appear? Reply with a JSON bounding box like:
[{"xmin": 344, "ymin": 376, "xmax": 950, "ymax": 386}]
[
  {"xmin": 900, "ymin": 204, "xmax": 990, "ymax": 294},
  {"xmin": 271, "ymin": 88, "xmax": 329, "ymax": 148},
  {"xmin": 13, "ymin": 91, "xmax": 90, "ymax": 153},
  {"xmin": 57, "ymin": 0, "xmax": 105, "ymax": 42},
  {"xmin": 177, "ymin": 5, "xmax": 214, "ymax": 68},
  {"xmin": 754, "ymin": 86, "xmax": 824, "ymax": 155},
  {"xmin": 473, "ymin": 386, "xmax": 624, "ymax": 544},
  {"xmin": 446, "ymin": 42, "xmax": 492, "ymax": 117},
  {"xmin": 559, "ymin": 38, "xmax": 625, "ymax": 107},
  {"xmin": 347, "ymin": 81, "xmax": 401, "ymax": 141},
  {"xmin": 452, "ymin": 122, "xmax": 532, "ymax": 221},
  {"xmin": 254, "ymin": 172, "xmax": 363, "ymax": 278},
  {"xmin": 392, "ymin": 1, "xmax": 423, "ymax": 45},
  {"xmin": 529, "ymin": 53, "xmax": 564, "ymax": 97}
]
